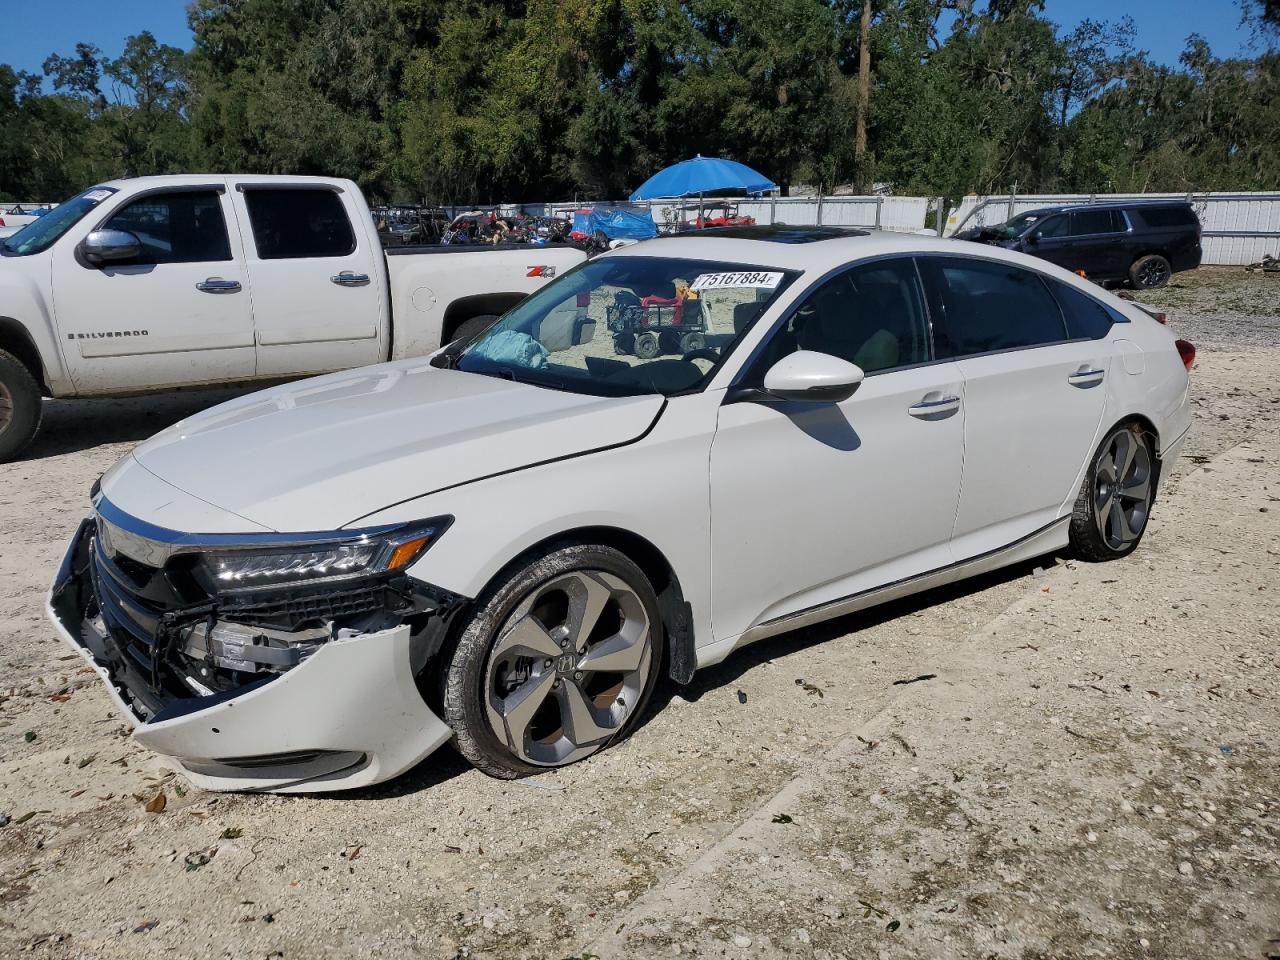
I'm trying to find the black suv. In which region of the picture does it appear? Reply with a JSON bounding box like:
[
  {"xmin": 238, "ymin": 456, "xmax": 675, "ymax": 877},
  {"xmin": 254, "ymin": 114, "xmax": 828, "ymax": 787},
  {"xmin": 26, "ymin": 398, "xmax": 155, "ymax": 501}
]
[{"xmin": 957, "ymin": 201, "xmax": 1202, "ymax": 289}]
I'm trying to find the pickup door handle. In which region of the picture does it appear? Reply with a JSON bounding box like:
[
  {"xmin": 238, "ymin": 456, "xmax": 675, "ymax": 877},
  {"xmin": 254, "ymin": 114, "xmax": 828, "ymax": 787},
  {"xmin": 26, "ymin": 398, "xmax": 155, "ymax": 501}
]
[
  {"xmin": 1067, "ymin": 367, "xmax": 1106, "ymax": 388},
  {"xmin": 331, "ymin": 271, "xmax": 371, "ymax": 286},
  {"xmin": 196, "ymin": 278, "xmax": 242, "ymax": 294},
  {"xmin": 908, "ymin": 393, "xmax": 961, "ymax": 419}
]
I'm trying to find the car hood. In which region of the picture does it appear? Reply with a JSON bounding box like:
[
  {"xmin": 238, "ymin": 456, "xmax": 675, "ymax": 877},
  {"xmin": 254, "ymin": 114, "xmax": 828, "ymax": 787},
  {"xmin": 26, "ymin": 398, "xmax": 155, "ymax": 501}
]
[{"xmin": 126, "ymin": 360, "xmax": 664, "ymax": 532}]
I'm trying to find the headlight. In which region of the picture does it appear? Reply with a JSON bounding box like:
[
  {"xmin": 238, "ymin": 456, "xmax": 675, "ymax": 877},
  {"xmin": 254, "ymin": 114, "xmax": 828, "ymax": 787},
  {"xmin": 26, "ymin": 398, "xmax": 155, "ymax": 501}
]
[{"xmin": 196, "ymin": 521, "xmax": 445, "ymax": 592}]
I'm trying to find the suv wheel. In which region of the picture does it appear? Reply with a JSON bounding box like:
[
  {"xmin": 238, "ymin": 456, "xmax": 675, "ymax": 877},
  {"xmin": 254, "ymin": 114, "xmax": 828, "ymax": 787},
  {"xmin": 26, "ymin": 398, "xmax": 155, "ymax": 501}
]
[
  {"xmin": 0, "ymin": 350, "xmax": 42, "ymax": 463},
  {"xmin": 444, "ymin": 544, "xmax": 664, "ymax": 778},
  {"xmin": 1129, "ymin": 254, "xmax": 1171, "ymax": 289}
]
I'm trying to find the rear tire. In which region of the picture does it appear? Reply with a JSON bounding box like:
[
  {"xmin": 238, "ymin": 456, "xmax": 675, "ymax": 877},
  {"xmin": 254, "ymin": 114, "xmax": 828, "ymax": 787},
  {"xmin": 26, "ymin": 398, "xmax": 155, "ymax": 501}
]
[
  {"xmin": 450, "ymin": 314, "xmax": 500, "ymax": 345},
  {"xmin": 443, "ymin": 544, "xmax": 664, "ymax": 779},
  {"xmin": 1129, "ymin": 254, "xmax": 1171, "ymax": 289},
  {"xmin": 0, "ymin": 350, "xmax": 42, "ymax": 463},
  {"xmin": 1069, "ymin": 422, "xmax": 1157, "ymax": 562}
]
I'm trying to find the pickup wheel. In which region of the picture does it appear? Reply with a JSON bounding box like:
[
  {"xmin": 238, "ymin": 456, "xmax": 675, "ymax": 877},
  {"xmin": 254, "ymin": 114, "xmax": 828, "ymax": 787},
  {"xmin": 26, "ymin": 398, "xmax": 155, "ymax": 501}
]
[
  {"xmin": 443, "ymin": 544, "xmax": 664, "ymax": 779},
  {"xmin": 0, "ymin": 350, "xmax": 42, "ymax": 463},
  {"xmin": 450, "ymin": 314, "xmax": 500, "ymax": 345}
]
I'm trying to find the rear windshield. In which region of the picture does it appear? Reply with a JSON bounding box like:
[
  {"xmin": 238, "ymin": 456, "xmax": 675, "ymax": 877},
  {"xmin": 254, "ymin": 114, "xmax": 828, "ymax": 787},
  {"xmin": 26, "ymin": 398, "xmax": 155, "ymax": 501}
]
[
  {"xmin": 457, "ymin": 256, "xmax": 800, "ymax": 397},
  {"xmin": 1, "ymin": 187, "xmax": 118, "ymax": 256}
]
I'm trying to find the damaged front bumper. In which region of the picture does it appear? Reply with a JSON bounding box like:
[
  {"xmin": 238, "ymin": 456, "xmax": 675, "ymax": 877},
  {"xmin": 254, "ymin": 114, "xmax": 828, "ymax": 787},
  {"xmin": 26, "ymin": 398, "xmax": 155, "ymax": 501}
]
[{"xmin": 47, "ymin": 515, "xmax": 467, "ymax": 793}]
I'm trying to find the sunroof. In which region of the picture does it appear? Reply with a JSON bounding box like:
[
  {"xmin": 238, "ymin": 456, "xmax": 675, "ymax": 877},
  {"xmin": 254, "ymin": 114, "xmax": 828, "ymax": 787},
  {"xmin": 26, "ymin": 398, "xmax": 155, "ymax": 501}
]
[{"xmin": 684, "ymin": 224, "xmax": 870, "ymax": 244}]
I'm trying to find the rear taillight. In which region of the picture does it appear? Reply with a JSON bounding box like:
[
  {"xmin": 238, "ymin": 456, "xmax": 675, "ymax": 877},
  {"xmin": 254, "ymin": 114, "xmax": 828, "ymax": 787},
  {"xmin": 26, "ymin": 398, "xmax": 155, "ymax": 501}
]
[{"xmin": 1176, "ymin": 339, "xmax": 1196, "ymax": 371}]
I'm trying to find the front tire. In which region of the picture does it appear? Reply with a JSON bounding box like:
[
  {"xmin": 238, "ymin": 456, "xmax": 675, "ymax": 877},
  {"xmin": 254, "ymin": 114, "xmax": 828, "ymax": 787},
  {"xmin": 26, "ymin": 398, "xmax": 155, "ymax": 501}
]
[
  {"xmin": 443, "ymin": 544, "xmax": 665, "ymax": 779},
  {"xmin": 0, "ymin": 350, "xmax": 42, "ymax": 463},
  {"xmin": 1069, "ymin": 422, "xmax": 1157, "ymax": 562}
]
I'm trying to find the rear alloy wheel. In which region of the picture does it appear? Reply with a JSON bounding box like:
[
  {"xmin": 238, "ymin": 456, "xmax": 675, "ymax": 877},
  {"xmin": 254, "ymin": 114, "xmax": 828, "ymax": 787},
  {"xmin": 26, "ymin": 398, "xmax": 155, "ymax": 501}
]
[
  {"xmin": 1069, "ymin": 423, "xmax": 1157, "ymax": 561},
  {"xmin": 1129, "ymin": 254, "xmax": 1171, "ymax": 289},
  {"xmin": 0, "ymin": 349, "xmax": 42, "ymax": 463},
  {"xmin": 444, "ymin": 545, "xmax": 663, "ymax": 778}
]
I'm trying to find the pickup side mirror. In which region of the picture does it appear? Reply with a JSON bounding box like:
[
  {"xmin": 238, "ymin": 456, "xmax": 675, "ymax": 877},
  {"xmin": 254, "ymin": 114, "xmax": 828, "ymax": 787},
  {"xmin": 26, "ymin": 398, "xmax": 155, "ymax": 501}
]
[
  {"xmin": 759, "ymin": 350, "xmax": 865, "ymax": 403},
  {"xmin": 80, "ymin": 229, "xmax": 141, "ymax": 266}
]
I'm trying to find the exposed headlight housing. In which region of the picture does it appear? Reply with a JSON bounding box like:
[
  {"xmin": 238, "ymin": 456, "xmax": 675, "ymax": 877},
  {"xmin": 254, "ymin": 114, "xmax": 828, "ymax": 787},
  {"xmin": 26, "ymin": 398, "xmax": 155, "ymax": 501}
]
[{"xmin": 196, "ymin": 522, "xmax": 446, "ymax": 592}]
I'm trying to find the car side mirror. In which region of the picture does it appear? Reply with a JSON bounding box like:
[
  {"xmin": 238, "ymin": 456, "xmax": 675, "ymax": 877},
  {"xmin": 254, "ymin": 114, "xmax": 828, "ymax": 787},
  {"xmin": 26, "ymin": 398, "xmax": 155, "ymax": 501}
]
[
  {"xmin": 1026, "ymin": 232, "xmax": 1040, "ymax": 245},
  {"xmin": 759, "ymin": 350, "xmax": 865, "ymax": 403},
  {"xmin": 80, "ymin": 229, "xmax": 141, "ymax": 266}
]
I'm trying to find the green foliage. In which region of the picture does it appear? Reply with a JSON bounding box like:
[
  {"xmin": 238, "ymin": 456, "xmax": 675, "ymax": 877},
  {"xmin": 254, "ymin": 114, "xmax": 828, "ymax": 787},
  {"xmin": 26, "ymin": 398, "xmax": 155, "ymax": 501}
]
[{"xmin": 0, "ymin": 0, "xmax": 1277, "ymax": 203}]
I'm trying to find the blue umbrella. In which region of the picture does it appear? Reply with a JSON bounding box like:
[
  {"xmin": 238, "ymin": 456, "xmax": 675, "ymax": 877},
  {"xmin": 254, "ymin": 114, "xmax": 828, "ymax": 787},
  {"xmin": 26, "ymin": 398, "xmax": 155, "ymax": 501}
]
[{"xmin": 629, "ymin": 155, "xmax": 777, "ymax": 202}]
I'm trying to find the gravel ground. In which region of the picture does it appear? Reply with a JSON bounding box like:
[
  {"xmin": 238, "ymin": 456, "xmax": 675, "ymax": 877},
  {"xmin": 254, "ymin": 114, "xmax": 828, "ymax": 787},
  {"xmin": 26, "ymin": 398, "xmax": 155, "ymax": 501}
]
[{"xmin": 0, "ymin": 267, "xmax": 1277, "ymax": 959}]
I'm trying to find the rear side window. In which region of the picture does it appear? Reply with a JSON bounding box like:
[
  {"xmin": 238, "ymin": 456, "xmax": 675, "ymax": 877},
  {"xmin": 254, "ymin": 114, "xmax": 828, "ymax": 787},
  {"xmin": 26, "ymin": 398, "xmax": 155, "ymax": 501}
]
[
  {"xmin": 1048, "ymin": 280, "xmax": 1121, "ymax": 340},
  {"xmin": 102, "ymin": 191, "xmax": 231, "ymax": 264},
  {"xmin": 1068, "ymin": 209, "xmax": 1123, "ymax": 236},
  {"xmin": 244, "ymin": 189, "xmax": 356, "ymax": 259},
  {"xmin": 1130, "ymin": 206, "xmax": 1198, "ymax": 228},
  {"xmin": 921, "ymin": 258, "xmax": 1067, "ymax": 358}
]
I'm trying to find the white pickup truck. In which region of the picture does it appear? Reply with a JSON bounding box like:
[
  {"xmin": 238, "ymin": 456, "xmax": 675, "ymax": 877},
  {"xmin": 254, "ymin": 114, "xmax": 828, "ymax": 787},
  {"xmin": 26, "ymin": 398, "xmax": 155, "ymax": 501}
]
[{"xmin": 0, "ymin": 175, "xmax": 586, "ymax": 460}]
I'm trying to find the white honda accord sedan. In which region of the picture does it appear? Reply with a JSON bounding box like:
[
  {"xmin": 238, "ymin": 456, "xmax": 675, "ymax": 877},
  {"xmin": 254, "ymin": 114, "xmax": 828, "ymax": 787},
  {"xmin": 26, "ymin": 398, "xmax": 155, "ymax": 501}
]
[{"xmin": 48, "ymin": 226, "xmax": 1194, "ymax": 791}]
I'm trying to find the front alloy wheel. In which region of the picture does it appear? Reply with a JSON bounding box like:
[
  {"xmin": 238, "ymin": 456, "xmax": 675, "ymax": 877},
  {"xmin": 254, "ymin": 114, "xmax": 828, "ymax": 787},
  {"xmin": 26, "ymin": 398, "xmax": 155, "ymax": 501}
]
[{"xmin": 445, "ymin": 545, "xmax": 663, "ymax": 778}]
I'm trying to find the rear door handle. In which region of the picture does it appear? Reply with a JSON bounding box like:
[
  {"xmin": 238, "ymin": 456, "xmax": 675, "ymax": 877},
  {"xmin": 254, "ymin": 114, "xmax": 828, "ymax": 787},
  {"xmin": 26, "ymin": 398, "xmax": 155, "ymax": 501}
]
[
  {"xmin": 331, "ymin": 271, "xmax": 371, "ymax": 286},
  {"xmin": 908, "ymin": 393, "xmax": 961, "ymax": 419},
  {"xmin": 196, "ymin": 278, "xmax": 242, "ymax": 293},
  {"xmin": 1067, "ymin": 367, "xmax": 1106, "ymax": 388}
]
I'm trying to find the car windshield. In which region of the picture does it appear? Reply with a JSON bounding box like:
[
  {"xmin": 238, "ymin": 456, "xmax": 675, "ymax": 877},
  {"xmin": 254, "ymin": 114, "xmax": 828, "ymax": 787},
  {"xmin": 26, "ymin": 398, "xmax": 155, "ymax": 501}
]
[
  {"xmin": 455, "ymin": 255, "xmax": 799, "ymax": 397},
  {"xmin": 1, "ymin": 186, "xmax": 118, "ymax": 256},
  {"xmin": 994, "ymin": 211, "xmax": 1049, "ymax": 238}
]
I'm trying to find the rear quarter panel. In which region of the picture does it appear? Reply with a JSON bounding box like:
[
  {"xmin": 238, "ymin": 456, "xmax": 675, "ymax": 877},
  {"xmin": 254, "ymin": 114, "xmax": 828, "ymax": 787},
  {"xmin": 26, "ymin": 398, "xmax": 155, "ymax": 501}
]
[{"xmin": 385, "ymin": 246, "xmax": 587, "ymax": 359}]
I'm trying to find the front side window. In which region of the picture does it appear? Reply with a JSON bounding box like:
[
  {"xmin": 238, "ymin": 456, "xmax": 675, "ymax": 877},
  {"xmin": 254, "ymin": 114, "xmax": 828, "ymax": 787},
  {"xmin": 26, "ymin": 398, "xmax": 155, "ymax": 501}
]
[
  {"xmin": 456, "ymin": 256, "xmax": 799, "ymax": 397},
  {"xmin": 1, "ymin": 187, "xmax": 117, "ymax": 256},
  {"xmin": 102, "ymin": 191, "xmax": 231, "ymax": 264},
  {"xmin": 749, "ymin": 258, "xmax": 930, "ymax": 377},
  {"xmin": 244, "ymin": 189, "xmax": 356, "ymax": 259},
  {"xmin": 921, "ymin": 258, "xmax": 1067, "ymax": 357},
  {"xmin": 1068, "ymin": 209, "xmax": 1122, "ymax": 236},
  {"xmin": 1036, "ymin": 214, "xmax": 1069, "ymax": 239}
]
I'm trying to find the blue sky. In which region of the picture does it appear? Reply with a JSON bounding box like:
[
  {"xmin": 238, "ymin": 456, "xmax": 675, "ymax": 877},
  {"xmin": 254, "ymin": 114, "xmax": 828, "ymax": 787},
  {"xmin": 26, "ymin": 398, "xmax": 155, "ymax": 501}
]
[{"xmin": 0, "ymin": 0, "xmax": 1256, "ymax": 80}]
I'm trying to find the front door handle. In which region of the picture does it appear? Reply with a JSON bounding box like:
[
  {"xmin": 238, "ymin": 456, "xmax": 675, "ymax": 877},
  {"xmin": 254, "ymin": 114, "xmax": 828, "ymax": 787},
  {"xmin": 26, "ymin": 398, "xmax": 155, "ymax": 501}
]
[
  {"xmin": 331, "ymin": 271, "xmax": 371, "ymax": 286},
  {"xmin": 908, "ymin": 393, "xmax": 961, "ymax": 419},
  {"xmin": 1067, "ymin": 366, "xmax": 1106, "ymax": 388},
  {"xmin": 196, "ymin": 278, "xmax": 242, "ymax": 294}
]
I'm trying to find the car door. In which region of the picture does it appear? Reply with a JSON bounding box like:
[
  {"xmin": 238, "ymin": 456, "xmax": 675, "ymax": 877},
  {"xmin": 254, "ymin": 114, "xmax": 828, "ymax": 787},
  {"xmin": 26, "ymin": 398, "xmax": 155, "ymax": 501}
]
[
  {"xmin": 230, "ymin": 183, "xmax": 385, "ymax": 377},
  {"xmin": 917, "ymin": 256, "xmax": 1111, "ymax": 560},
  {"xmin": 708, "ymin": 257, "xmax": 966, "ymax": 642},
  {"xmin": 50, "ymin": 185, "xmax": 256, "ymax": 394}
]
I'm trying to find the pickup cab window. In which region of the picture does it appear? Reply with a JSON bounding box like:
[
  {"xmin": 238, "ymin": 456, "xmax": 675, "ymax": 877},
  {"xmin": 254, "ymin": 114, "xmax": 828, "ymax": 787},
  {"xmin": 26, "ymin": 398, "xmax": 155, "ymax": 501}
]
[
  {"xmin": 102, "ymin": 191, "xmax": 232, "ymax": 264},
  {"xmin": 244, "ymin": 189, "xmax": 356, "ymax": 259},
  {"xmin": 1, "ymin": 187, "xmax": 117, "ymax": 256}
]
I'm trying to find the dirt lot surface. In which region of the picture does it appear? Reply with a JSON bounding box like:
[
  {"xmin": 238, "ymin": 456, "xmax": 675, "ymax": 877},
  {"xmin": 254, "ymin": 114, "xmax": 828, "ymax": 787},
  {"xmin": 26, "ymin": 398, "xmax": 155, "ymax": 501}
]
[{"xmin": 1, "ymin": 267, "xmax": 1277, "ymax": 959}]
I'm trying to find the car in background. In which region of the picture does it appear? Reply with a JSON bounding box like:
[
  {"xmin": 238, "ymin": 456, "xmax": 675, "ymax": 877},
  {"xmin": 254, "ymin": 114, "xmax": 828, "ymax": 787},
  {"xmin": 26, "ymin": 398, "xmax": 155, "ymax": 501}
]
[
  {"xmin": 957, "ymin": 200, "xmax": 1202, "ymax": 289},
  {"xmin": 49, "ymin": 227, "xmax": 1194, "ymax": 793}
]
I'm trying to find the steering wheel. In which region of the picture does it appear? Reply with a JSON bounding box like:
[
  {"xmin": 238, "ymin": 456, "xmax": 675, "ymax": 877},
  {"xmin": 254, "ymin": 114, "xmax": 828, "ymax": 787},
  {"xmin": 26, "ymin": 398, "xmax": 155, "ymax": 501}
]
[{"xmin": 682, "ymin": 347, "xmax": 721, "ymax": 364}]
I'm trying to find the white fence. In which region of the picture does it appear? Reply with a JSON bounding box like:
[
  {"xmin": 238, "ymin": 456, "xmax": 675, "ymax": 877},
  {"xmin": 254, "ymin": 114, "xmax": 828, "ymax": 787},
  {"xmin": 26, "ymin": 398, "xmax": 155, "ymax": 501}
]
[
  {"xmin": 946, "ymin": 192, "xmax": 1280, "ymax": 265},
  {"xmin": 501, "ymin": 190, "xmax": 1280, "ymax": 265}
]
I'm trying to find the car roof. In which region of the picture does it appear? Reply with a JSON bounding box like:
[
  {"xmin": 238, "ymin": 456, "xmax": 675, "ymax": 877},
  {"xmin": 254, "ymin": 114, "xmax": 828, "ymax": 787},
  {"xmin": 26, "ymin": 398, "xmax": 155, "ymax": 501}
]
[{"xmin": 603, "ymin": 229, "xmax": 976, "ymax": 273}]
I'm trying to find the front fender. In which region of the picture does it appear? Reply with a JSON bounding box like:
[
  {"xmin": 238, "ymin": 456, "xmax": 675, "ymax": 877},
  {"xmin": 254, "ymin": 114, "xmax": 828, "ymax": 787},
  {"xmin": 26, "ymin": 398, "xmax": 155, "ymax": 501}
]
[{"xmin": 0, "ymin": 256, "xmax": 73, "ymax": 395}]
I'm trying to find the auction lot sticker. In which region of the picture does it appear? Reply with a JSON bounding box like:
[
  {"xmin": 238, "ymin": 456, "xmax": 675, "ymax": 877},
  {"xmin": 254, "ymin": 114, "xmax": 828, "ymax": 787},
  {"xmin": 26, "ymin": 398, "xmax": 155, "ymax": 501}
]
[{"xmin": 691, "ymin": 271, "xmax": 784, "ymax": 291}]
